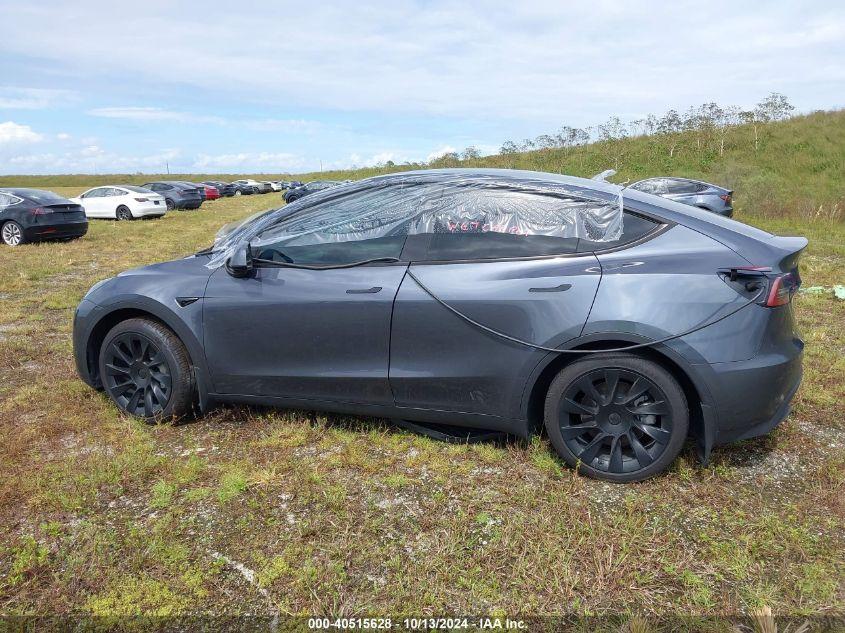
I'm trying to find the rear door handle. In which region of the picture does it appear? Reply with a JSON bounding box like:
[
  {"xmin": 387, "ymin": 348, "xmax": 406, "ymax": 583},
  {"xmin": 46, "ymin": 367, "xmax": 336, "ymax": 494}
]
[
  {"xmin": 346, "ymin": 286, "xmax": 383, "ymax": 294},
  {"xmin": 529, "ymin": 283, "xmax": 572, "ymax": 293}
]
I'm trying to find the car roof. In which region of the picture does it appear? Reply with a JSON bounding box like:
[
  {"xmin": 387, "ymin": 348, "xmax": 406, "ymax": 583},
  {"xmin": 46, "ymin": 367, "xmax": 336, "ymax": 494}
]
[{"xmin": 367, "ymin": 168, "xmax": 624, "ymax": 196}]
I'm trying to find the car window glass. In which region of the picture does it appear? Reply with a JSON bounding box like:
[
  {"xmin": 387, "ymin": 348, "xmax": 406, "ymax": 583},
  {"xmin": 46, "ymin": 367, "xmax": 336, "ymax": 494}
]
[
  {"xmin": 0, "ymin": 192, "xmax": 23, "ymax": 207},
  {"xmin": 420, "ymin": 188, "xmax": 586, "ymax": 260},
  {"xmin": 632, "ymin": 179, "xmax": 668, "ymax": 195},
  {"xmin": 576, "ymin": 212, "xmax": 659, "ymax": 252},
  {"xmin": 667, "ymin": 180, "xmax": 699, "ymax": 194},
  {"xmin": 212, "ymin": 175, "xmax": 625, "ymax": 271},
  {"xmin": 252, "ymin": 184, "xmax": 415, "ymax": 265}
]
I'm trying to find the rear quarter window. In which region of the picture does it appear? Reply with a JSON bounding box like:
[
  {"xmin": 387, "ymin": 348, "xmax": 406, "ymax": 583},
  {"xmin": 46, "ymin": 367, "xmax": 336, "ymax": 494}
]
[{"xmin": 576, "ymin": 212, "xmax": 660, "ymax": 252}]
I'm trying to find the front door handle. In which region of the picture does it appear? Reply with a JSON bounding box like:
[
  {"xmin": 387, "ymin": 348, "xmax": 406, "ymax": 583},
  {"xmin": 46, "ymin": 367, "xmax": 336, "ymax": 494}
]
[
  {"xmin": 529, "ymin": 283, "xmax": 572, "ymax": 293},
  {"xmin": 346, "ymin": 286, "xmax": 383, "ymax": 294}
]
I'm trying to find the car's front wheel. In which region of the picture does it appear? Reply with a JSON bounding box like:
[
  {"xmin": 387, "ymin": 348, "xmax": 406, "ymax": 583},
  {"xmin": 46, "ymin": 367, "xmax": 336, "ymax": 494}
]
[
  {"xmin": 544, "ymin": 353, "xmax": 688, "ymax": 482},
  {"xmin": 99, "ymin": 318, "xmax": 194, "ymax": 422}
]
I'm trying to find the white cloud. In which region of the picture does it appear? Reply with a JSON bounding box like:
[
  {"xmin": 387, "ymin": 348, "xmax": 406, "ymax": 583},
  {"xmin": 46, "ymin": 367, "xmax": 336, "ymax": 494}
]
[
  {"xmin": 0, "ymin": 87, "xmax": 75, "ymax": 109},
  {"xmin": 87, "ymin": 106, "xmax": 225, "ymax": 124},
  {"xmin": 0, "ymin": 121, "xmax": 43, "ymax": 145},
  {"xmin": 192, "ymin": 152, "xmax": 307, "ymax": 172},
  {"xmin": 56, "ymin": 132, "xmax": 71, "ymax": 140},
  {"xmin": 2, "ymin": 1, "xmax": 842, "ymax": 123},
  {"xmin": 426, "ymin": 145, "xmax": 457, "ymax": 162}
]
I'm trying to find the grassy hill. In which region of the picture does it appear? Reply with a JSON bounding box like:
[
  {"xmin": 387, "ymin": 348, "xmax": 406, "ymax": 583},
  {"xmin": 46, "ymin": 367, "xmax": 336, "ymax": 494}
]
[{"xmin": 3, "ymin": 109, "xmax": 843, "ymax": 222}]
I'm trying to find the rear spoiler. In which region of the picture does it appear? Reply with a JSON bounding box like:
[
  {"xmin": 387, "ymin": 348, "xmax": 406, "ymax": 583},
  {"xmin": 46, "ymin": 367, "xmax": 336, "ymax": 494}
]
[{"xmin": 768, "ymin": 236, "xmax": 808, "ymax": 272}]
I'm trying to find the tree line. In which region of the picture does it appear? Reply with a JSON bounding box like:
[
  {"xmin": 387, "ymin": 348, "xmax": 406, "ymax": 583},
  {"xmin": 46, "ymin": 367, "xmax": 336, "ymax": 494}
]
[{"xmin": 422, "ymin": 92, "xmax": 795, "ymax": 170}]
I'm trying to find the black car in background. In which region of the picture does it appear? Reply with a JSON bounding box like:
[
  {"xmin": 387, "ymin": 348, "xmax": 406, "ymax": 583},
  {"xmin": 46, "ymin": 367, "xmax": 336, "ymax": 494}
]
[
  {"xmin": 203, "ymin": 181, "xmax": 236, "ymax": 197},
  {"xmin": 0, "ymin": 188, "xmax": 88, "ymax": 246},
  {"xmin": 283, "ymin": 180, "xmax": 341, "ymax": 203},
  {"xmin": 141, "ymin": 181, "xmax": 203, "ymax": 210}
]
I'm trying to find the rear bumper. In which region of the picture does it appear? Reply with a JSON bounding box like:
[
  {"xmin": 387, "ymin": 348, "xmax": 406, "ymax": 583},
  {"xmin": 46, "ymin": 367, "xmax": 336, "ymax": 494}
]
[
  {"xmin": 23, "ymin": 219, "xmax": 88, "ymax": 241},
  {"xmin": 701, "ymin": 343, "xmax": 803, "ymax": 446},
  {"xmin": 135, "ymin": 203, "xmax": 165, "ymax": 217},
  {"xmin": 179, "ymin": 199, "xmax": 203, "ymax": 210}
]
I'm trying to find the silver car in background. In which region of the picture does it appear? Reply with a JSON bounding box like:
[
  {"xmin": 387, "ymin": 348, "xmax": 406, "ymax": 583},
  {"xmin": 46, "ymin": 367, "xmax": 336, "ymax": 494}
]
[{"xmin": 628, "ymin": 177, "xmax": 733, "ymax": 217}]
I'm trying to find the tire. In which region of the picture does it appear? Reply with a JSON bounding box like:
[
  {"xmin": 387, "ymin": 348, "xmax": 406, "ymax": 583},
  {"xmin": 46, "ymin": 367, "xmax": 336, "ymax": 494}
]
[
  {"xmin": 1, "ymin": 221, "xmax": 25, "ymax": 246},
  {"xmin": 234, "ymin": 190, "xmax": 242, "ymax": 196},
  {"xmin": 116, "ymin": 205, "xmax": 133, "ymax": 221},
  {"xmin": 544, "ymin": 353, "xmax": 688, "ymax": 482},
  {"xmin": 98, "ymin": 318, "xmax": 194, "ymax": 423},
  {"xmin": 165, "ymin": 198, "xmax": 175, "ymax": 211}
]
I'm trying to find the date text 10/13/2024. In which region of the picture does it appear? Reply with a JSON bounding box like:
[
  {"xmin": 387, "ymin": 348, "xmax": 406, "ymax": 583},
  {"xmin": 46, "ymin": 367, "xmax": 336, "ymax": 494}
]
[{"xmin": 308, "ymin": 617, "xmax": 528, "ymax": 630}]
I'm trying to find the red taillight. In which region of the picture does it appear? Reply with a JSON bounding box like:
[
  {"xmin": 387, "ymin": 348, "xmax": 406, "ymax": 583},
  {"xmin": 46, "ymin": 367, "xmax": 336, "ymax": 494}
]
[
  {"xmin": 134, "ymin": 197, "xmax": 149, "ymax": 202},
  {"xmin": 765, "ymin": 273, "xmax": 798, "ymax": 307},
  {"xmin": 720, "ymin": 194, "xmax": 732, "ymax": 203},
  {"xmin": 30, "ymin": 206, "xmax": 53, "ymax": 215}
]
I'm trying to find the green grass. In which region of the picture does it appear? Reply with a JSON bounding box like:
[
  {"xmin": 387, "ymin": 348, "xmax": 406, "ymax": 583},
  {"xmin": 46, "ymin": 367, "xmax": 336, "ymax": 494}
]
[{"xmin": 0, "ymin": 113, "xmax": 843, "ymax": 621}]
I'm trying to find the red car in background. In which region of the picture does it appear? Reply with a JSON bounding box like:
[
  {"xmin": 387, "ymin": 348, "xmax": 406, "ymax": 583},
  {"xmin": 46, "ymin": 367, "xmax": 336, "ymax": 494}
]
[{"xmin": 181, "ymin": 182, "xmax": 220, "ymax": 201}]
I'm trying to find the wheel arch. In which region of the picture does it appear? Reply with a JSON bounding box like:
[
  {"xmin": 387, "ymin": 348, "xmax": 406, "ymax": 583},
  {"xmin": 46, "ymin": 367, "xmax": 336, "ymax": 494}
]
[
  {"xmin": 82, "ymin": 302, "xmax": 211, "ymax": 412},
  {"xmin": 522, "ymin": 335, "xmax": 717, "ymax": 463}
]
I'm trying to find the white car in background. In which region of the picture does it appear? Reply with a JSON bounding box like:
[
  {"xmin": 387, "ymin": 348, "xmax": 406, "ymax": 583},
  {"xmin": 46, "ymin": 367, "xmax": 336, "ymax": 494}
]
[{"xmin": 70, "ymin": 185, "xmax": 166, "ymax": 220}]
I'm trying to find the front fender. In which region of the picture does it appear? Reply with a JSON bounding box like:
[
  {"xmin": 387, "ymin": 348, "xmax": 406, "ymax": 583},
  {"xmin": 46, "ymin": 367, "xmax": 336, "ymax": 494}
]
[{"xmin": 73, "ymin": 293, "xmax": 212, "ymax": 412}]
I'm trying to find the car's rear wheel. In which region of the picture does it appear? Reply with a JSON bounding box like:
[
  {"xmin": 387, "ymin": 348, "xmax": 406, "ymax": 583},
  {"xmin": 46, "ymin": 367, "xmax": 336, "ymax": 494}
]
[
  {"xmin": 544, "ymin": 353, "xmax": 688, "ymax": 482},
  {"xmin": 116, "ymin": 205, "xmax": 133, "ymax": 221},
  {"xmin": 234, "ymin": 190, "xmax": 242, "ymax": 196},
  {"xmin": 1, "ymin": 221, "xmax": 25, "ymax": 246},
  {"xmin": 99, "ymin": 318, "xmax": 194, "ymax": 422},
  {"xmin": 165, "ymin": 198, "xmax": 175, "ymax": 211}
]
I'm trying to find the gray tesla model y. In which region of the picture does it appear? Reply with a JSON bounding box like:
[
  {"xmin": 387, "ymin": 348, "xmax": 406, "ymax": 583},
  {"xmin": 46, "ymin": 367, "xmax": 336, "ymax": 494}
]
[{"xmin": 73, "ymin": 169, "xmax": 806, "ymax": 481}]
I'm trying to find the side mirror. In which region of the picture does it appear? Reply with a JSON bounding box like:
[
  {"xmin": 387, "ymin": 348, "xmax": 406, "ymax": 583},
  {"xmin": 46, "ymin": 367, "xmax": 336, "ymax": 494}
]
[{"xmin": 225, "ymin": 242, "xmax": 254, "ymax": 278}]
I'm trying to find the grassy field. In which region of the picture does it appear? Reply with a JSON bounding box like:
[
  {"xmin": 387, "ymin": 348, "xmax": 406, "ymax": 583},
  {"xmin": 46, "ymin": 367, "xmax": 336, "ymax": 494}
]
[{"xmin": 0, "ymin": 119, "xmax": 844, "ymax": 625}]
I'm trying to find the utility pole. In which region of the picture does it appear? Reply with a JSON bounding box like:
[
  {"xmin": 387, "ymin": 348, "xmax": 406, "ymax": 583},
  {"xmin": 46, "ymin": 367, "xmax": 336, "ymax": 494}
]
[
  {"xmin": 166, "ymin": 161, "xmax": 170, "ymax": 174},
  {"xmin": 319, "ymin": 159, "xmax": 323, "ymax": 173}
]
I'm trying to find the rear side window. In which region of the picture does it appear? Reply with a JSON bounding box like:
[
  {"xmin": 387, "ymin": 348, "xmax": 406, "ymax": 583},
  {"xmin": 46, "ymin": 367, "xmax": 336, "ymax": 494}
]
[
  {"xmin": 577, "ymin": 212, "xmax": 659, "ymax": 252},
  {"xmin": 419, "ymin": 188, "xmax": 598, "ymax": 261},
  {"xmin": 0, "ymin": 192, "xmax": 23, "ymax": 207},
  {"xmin": 667, "ymin": 180, "xmax": 701, "ymax": 194}
]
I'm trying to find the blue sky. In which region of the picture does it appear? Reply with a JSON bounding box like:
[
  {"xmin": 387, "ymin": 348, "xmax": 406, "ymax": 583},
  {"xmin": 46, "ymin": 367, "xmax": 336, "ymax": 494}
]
[{"xmin": 1, "ymin": 0, "xmax": 843, "ymax": 174}]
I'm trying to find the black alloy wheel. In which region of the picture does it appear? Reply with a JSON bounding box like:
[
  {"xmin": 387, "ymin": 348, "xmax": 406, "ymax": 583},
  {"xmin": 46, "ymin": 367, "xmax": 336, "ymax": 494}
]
[
  {"xmin": 545, "ymin": 354, "xmax": 688, "ymax": 482},
  {"xmin": 99, "ymin": 318, "xmax": 194, "ymax": 422},
  {"xmin": 102, "ymin": 332, "xmax": 171, "ymax": 417}
]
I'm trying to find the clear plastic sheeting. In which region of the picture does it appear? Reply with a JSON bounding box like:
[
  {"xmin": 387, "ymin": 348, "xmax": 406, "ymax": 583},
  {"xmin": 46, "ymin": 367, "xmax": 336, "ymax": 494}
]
[{"xmin": 206, "ymin": 171, "xmax": 624, "ymax": 269}]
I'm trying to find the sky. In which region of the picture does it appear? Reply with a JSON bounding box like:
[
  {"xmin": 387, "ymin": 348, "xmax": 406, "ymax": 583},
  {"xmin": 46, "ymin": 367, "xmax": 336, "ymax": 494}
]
[{"xmin": 1, "ymin": 0, "xmax": 843, "ymax": 175}]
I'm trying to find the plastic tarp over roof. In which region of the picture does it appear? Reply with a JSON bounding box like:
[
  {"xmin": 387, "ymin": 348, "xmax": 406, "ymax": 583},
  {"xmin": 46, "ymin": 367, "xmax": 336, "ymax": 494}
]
[{"xmin": 207, "ymin": 170, "xmax": 624, "ymax": 268}]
